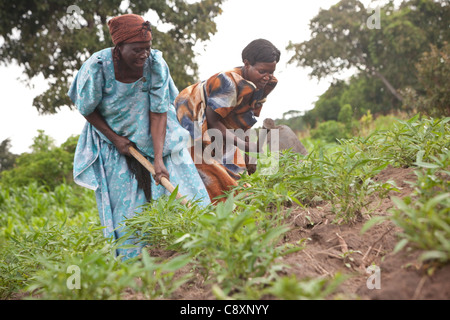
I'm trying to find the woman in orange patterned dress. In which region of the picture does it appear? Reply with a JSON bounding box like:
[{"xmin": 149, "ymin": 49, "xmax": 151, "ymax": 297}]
[{"xmin": 175, "ymin": 39, "xmax": 281, "ymax": 202}]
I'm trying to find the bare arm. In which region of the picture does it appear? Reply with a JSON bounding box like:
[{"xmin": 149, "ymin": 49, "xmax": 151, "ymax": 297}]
[{"xmin": 84, "ymin": 109, "xmax": 134, "ymax": 156}]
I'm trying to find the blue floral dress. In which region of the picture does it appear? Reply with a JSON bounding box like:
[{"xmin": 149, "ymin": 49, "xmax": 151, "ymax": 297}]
[{"xmin": 68, "ymin": 48, "xmax": 210, "ymax": 259}]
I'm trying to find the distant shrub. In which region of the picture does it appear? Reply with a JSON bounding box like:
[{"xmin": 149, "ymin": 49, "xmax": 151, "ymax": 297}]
[{"xmin": 311, "ymin": 120, "xmax": 348, "ymax": 143}]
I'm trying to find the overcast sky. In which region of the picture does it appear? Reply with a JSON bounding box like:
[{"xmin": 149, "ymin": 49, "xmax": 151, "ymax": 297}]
[{"xmin": 0, "ymin": 0, "xmax": 382, "ymax": 154}]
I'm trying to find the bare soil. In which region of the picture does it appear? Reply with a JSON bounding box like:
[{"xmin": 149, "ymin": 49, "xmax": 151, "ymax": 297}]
[{"xmin": 149, "ymin": 165, "xmax": 450, "ymax": 300}]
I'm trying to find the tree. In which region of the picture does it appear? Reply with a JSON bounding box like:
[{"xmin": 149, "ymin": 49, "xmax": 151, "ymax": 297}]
[
  {"xmin": 0, "ymin": 138, "xmax": 18, "ymax": 173},
  {"xmin": 285, "ymin": 72, "xmax": 399, "ymax": 132},
  {"xmin": 309, "ymin": 80, "xmax": 348, "ymax": 125},
  {"xmin": 0, "ymin": 131, "xmax": 78, "ymax": 189},
  {"xmin": 287, "ymin": 0, "xmax": 449, "ymax": 105},
  {"xmin": 30, "ymin": 129, "xmax": 56, "ymax": 153},
  {"xmin": 401, "ymin": 42, "xmax": 450, "ymax": 117},
  {"xmin": 338, "ymin": 74, "xmax": 397, "ymax": 117},
  {"xmin": 0, "ymin": 0, "xmax": 224, "ymax": 114}
]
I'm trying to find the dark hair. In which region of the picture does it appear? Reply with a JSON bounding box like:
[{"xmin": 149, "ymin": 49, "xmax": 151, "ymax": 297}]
[{"xmin": 242, "ymin": 39, "xmax": 281, "ymax": 65}]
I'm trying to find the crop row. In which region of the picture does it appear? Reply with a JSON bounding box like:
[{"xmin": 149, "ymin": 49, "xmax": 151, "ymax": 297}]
[{"xmin": 0, "ymin": 115, "xmax": 448, "ymax": 299}]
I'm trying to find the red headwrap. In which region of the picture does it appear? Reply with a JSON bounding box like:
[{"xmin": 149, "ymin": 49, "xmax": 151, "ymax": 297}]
[{"xmin": 108, "ymin": 14, "xmax": 152, "ymax": 46}]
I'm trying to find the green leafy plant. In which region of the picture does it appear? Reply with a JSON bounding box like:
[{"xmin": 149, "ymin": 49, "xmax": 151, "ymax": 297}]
[
  {"xmin": 121, "ymin": 190, "xmax": 211, "ymax": 251},
  {"xmin": 26, "ymin": 249, "xmax": 191, "ymax": 300},
  {"xmin": 389, "ymin": 151, "xmax": 450, "ymax": 263},
  {"xmin": 311, "ymin": 120, "xmax": 349, "ymax": 143},
  {"xmin": 231, "ymin": 151, "xmax": 309, "ymax": 212},
  {"xmin": 3, "ymin": 114, "xmax": 449, "ymax": 300},
  {"xmin": 0, "ymin": 182, "xmax": 100, "ymax": 299},
  {"xmin": 376, "ymin": 115, "xmax": 450, "ymax": 167},
  {"xmin": 265, "ymin": 273, "xmax": 346, "ymax": 300},
  {"xmin": 179, "ymin": 195, "xmax": 297, "ymax": 294},
  {"xmin": 323, "ymin": 139, "xmax": 396, "ymax": 222}
]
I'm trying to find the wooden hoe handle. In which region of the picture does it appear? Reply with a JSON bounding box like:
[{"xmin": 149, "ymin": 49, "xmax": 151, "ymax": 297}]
[{"xmin": 128, "ymin": 146, "xmax": 188, "ymax": 205}]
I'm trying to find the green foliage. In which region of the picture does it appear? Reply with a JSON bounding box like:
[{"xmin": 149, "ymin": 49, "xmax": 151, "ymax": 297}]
[
  {"xmin": 266, "ymin": 273, "xmax": 347, "ymax": 300},
  {"xmin": 276, "ymin": 110, "xmax": 310, "ymax": 132},
  {"xmin": 0, "ymin": 183, "xmax": 96, "ymax": 237},
  {"xmin": 0, "ymin": 182, "xmax": 100, "ymax": 299},
  {"xmin": 30, "ymin": 130, "xmax": 56, "ymax": 152},
  {"xmin": 338, "ymin": 104, "xmax": 353, "ymax": 127},
  {"xmin": 311, "ymin": 120, "xmax": 349, "ymax": 143},
  {"xmin": 0, "ymin": 0, "xmax": 224, "ymax": 114},
  {"xmin": 0, "ymin": 138, "xmax": 18, "ymax": 173},
  {"xmin": 338, "ymin": 75, "xmax": 395, "ymax": 117},
  {"xmin": 287, "ymin": 0, "xmax": 449, "ymax": 130},
  {"xmin": 3, "ymin": 114, "xmax": 449, "ymax": 300},
  {"xmin": 0, "ymin": 182, "xmax": 189, "ymax": 300},
  {"xmin": 0, "ymin": 131, "xmax": 78, "ymax": 189},
  {"xmin": 374, "ymin": 115, "xmax": 450, "ymax": 167},
  {"xmin": 179, "ymin": 195, "xmax": 295, "ymax": 294},
  {"xmin": 287, "ymin": 0, "xmax": 448, "ymax": 104},
  {"xmin": 312, "ymin": 80, "xmax": 347, "ymax": 123},
  {"xmin": 294, "ymin": 142, "xmax": 394, "ymax": 222},
  {"xmin": 239, "ymin": 115, "xmax": 448, "ymax": 224},
  {"xmin": 121, "ymin": 190, "xmax": 211, "ymax": 250},
  {"xmin": 295, "ymin": 75, "xmax": 397, "ymax": 133},
  {"xmin": 231, "ymin": 141, "xmax": 393, "ymax": 224},
  {"xmin": 389, "ymin": 151, "xmax": 450, "ymax": 263},
  {"xmin": 359, "ymin": 109, "xmax": 374, "ymax": 136},
  {"xmin": 229, "ymin": 152, "xmax": 307, "ymax": 212},
  {"xmin": 315, "ymin": 141, "xmax": 392, "ymax": 221},
  {"xmin": 27, "ymin": 250, "xmax": 191, "ymax": 300},
  {"xmin": 288, "ymin": 0, "xmax": 368, "ymax": 79},
  {"xmin": 402, "ymin": 42, "xmax": 450, "ymax": 117},
  {"xmin": 372, "ymin": 114, "xmax": 400, "ymax": 131}
]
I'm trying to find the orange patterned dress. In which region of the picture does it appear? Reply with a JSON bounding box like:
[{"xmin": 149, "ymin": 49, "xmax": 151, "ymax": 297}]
[{"xmin": 175, "ymin": 67, "xmax": 277, "ymax": 202}]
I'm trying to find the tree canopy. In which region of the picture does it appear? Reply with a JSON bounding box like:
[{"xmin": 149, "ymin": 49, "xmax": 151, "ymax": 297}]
[
  {"xmin": 0, "ymin": 138, "xmax": 18, "ymax": 173},
  {"xmin": 0, "ymin": 0, "xmax": 224, "ymax": 114},
  {"xmin": 287, "ymin": 0, "xmax": 450, "ymax": 104},
  {"xmin": 402, "ymin": 42, "xmax": 450, "ymax": 117},
  {"xmin": 281, "ymin": 0, "xmax": 449, "ymax": 131}
]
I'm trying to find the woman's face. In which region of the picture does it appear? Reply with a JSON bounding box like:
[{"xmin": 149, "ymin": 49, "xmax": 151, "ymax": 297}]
[
  {"xmin": 243, "ymin": 60, "xmax": 277, "ymax": 90},
  {"xmin": 119, "ymin": 40, "xmax": 152, "ymax": 71}
]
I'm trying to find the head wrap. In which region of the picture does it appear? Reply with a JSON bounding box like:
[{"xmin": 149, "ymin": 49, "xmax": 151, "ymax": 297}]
[{"xmin": 108, "ymin": 14, "xmax": 152, "ymax": 46}]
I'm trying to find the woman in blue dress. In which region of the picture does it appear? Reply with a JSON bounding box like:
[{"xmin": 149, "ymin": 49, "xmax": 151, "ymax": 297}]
[{"xmin": 68, "ymin": 14, "xmax": 210, "ymax": 260}]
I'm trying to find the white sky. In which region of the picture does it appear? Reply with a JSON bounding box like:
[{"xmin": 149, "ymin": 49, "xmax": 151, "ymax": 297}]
[{"xmin": 0, "ymin": 0, "xmax": 382, "ymax": 154}]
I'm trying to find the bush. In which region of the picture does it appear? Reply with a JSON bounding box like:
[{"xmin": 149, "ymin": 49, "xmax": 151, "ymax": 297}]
[
  {"xmin": 311, "ymin": 120, "xmax": 348, "ymax": 143},
  {"xmin": 0, "ymin": 131, "xmax": 78, "ymax": 189}
]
